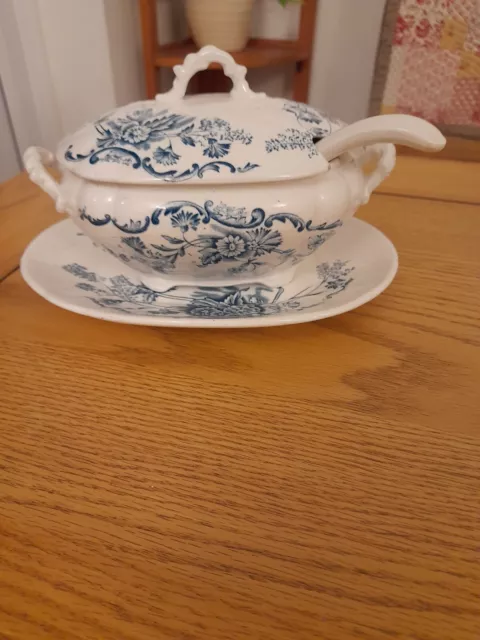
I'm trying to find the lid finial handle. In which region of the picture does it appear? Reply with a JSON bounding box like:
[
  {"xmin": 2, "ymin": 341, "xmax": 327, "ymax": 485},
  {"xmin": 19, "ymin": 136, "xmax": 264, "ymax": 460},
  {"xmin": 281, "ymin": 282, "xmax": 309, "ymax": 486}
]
[{"xmin": 159, "ymin": 45, "xmax": 263, "ymax": 102}]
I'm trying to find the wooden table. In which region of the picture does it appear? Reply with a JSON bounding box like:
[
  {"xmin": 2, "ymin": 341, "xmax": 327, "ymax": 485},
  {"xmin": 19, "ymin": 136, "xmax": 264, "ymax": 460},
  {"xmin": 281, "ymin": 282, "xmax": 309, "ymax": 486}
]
[{"xmin": 0, "ymin": 156, "xmax": 479, "ymax": 640}]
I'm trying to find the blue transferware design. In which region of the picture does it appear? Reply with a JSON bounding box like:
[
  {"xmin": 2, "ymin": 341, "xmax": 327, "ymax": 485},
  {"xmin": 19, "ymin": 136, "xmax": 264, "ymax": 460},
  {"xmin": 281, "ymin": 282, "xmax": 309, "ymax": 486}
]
[
  {"xmin": 79, "ymin": 201, "xmax": 342, "ymax": 275},
  {"xmin": 65, "ymin": 109, "xmax": 258, "ymax": 181},
  {"xmin": 265, "ymin": 101, "xmax": 343, "ymax": 158},
  {"xmin": 283, "ymin": 101, "xmax": 332, "ymax": 129},
  {"xmin": 265, "ymin": 128, "xmax": 321, "ymax": 158},
  {"xmin": 62, "ymin": 260, "xmax": 355, "ymax": 318}
]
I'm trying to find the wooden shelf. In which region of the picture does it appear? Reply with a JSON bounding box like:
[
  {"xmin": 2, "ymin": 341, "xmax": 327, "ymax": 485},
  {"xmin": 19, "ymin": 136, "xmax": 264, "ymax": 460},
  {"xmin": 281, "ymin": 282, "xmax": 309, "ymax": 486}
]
[
  {"xmin": 155, "ymin": 39, "xmax": 308, "ymax": 70},
  {"xmin": 139, "ymin": 0, "xmax": 318, "ymax": 101}
]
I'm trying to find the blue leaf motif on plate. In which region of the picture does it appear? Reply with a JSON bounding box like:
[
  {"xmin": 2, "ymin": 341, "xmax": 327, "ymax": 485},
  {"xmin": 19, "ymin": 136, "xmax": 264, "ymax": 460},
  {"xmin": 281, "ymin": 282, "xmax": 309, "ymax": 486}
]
[
  {"xmin": 62, "ymin": 260, "xmax": 355, "ymax": 318},
  {"xmin": 187, "ymin": 291, "xmax": 267, "ymax": 318},
  {"xmin": 63, "ymin": 263, "xmax": 97, "ymax": 281}
]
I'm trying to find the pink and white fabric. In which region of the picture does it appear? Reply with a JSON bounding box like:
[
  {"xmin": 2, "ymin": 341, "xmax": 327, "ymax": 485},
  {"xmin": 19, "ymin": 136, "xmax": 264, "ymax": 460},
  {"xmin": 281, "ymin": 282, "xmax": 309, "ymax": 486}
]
[{"xmin": 382, "ymin": 0, "xmax": 480, "ymax": 128}]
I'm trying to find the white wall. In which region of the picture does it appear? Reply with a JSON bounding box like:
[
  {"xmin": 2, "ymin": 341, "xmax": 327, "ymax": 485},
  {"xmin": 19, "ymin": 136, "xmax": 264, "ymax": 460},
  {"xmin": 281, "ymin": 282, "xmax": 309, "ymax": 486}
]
[
  {"xmin": 0, "ymin": 0, "xmax": 46, "ymax": 152},
  {"xmin": 0, "ymin": 79, "xmax": 21, "ymax": 182},
  {"xmin": 36, "ymin": 0, "xmax": 117, "ymax": 136},
  {"xmin": 104, "ymin": 0, "xmax": 144, "ymax": 107},
  {"xmin": 310, "ymin": 0, "xmax": 387, "ymax": 123},
  {"xmin": 249, "ymin": 0, "xmax": 300, "ymax": 97},
  {"xmin": 0, "ymin": 0, "xmax": 144, "ymax": 156}
]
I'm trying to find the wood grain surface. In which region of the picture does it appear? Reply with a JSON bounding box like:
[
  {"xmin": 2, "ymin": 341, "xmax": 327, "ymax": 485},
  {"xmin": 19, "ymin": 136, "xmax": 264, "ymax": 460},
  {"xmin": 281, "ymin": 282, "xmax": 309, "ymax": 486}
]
[
  {"xmin": 0, "ymin": 172, "xmax": 63, "ymax": 280},
  {"xmin": 0, "ymin": 158, "xmax": 479, "ymax": 640},
  {"xmin": 376, "ymin": 155, "xmax": 480, "ymax": 204}
]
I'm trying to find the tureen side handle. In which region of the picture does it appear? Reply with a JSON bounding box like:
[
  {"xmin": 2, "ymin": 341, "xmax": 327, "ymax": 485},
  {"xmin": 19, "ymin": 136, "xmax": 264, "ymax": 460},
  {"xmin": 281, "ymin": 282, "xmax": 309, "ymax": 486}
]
[
  {"xmin": 23, "ymin": 147, "xmax": 65, "ymax": 212},
  {"xmin": 352, "ymin": 143, "xmax": 397, "ymax": 205},
  {"xmin": 159, "ymin": 45, "xmax": 263, "ymax": 102}
]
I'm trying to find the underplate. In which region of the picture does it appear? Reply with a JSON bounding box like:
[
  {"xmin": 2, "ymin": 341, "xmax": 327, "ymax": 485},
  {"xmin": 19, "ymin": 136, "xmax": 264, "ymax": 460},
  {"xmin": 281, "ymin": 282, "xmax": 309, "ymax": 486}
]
[{"xmin": 20, "ymin": 218, "xmax": 398, "ymax": 329}]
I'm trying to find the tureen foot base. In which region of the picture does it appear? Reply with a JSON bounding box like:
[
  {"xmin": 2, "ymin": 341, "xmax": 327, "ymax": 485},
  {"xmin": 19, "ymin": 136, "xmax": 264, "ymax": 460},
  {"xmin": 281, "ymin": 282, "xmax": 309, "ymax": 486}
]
[{"xmin": 137, "ymin": 264, "xmax": 300, "ymax": 291}]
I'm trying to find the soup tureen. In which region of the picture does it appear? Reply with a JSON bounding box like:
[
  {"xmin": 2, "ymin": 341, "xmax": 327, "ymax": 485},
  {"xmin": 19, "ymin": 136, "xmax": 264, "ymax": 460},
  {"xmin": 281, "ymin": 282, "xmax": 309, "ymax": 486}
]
[{"xmin": 24, "ymin": 46, "xmax": 445, "ymax": 287}]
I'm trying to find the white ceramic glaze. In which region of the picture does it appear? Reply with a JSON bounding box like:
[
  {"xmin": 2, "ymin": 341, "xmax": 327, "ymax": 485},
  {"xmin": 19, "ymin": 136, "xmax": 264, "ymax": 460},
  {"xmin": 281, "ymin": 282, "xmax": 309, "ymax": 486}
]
[
  {"xmin": 316, "ymin": 114, "xmax": 446, "ymax": 161},
  {"xmin": 23, "ymin": 45, "xmax": 445, "ymax": 287},
  {"xmin": 20, "ymin": 217, "xmax": 398, "ymax": 329}
]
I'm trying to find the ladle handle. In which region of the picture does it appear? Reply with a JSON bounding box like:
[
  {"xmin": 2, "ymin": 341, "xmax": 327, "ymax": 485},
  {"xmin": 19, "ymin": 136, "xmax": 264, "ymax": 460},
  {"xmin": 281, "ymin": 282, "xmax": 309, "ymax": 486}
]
[
  {"xmin": 353, "ymin": 143, "xmax": 397, "ymax": 205},
  {"xmin": 316, "ymin": 114, "xmax": 446, "ymax": 162}
]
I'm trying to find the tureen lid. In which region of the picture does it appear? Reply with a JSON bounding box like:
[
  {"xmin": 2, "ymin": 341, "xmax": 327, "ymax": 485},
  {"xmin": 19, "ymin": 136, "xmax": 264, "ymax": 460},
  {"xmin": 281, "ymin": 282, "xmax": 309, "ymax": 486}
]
[{"xmin": 57, "ymin": 46, "xmax": 339, "ymax": 185}]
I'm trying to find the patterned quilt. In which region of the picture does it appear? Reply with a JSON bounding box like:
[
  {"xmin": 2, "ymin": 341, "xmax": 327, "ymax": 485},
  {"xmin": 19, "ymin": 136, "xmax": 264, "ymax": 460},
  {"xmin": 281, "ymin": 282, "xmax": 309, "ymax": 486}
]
[{"xmin": 380, "ymin": 0, "xmax": 479, "ymax": 130}]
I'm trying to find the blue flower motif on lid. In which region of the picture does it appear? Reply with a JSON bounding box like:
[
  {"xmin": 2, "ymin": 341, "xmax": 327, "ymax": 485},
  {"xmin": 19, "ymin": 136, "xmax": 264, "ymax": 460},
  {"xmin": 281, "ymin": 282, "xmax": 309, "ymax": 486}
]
[{"xmin": 65, "ymin": 107, "xmax": 258, "ymax": 181}]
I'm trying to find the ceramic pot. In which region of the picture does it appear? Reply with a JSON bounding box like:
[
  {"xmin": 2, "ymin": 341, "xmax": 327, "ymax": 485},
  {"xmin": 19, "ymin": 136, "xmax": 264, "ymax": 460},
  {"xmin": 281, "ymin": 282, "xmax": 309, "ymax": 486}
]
[
  {"xmin": 185, "ymin": 0, "xmax": 255, "ymax": 52},
  {"xmin": 23, "ymin": 46, "xmax": 445, "ymax": 289}
]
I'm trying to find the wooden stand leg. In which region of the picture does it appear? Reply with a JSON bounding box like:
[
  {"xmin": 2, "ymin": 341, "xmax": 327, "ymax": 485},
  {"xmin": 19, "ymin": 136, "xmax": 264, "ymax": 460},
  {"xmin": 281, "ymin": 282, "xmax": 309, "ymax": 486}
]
[
  {"xmin": 139, "ymin": 0, "xmax": 158, "ymax": 99},
  {"xmin": 293, "ymin": 60, "xmax": 311, "ymax": 103},
  {"xmin": 293, "ymin": 0, "xmax": 318, "ymax": 104}
]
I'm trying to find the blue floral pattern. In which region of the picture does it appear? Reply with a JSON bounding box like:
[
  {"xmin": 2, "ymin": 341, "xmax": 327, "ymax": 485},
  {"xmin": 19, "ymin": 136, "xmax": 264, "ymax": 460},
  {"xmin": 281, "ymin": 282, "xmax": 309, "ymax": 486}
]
[
  {"xmin": 79, "ymin": 201, "xmax": 342, "ymax": 276},
  {"xmin": 65, "ymin": 108, "xmax": 258, "ymax": 181},
  {"xmin": 62, "ymin": 260, "xmax": 355, "ymax": 318},
  {"xmin": 265, "ymin": 128, "xmax": 320, "ymax": 158},
  {"xmin": 283, "ymin": 101, "xmax": 332, "ymax": 130},
  {"xmin": 266, "ymin": 100, "xmax": 343, "ymax": 158}
]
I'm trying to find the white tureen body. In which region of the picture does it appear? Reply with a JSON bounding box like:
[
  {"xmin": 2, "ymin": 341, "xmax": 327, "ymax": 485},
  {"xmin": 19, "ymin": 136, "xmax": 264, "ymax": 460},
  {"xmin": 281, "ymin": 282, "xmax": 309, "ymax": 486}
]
[{"xmin": 24, "ymin": 46, "xmax": 445, "ymax": 287}]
